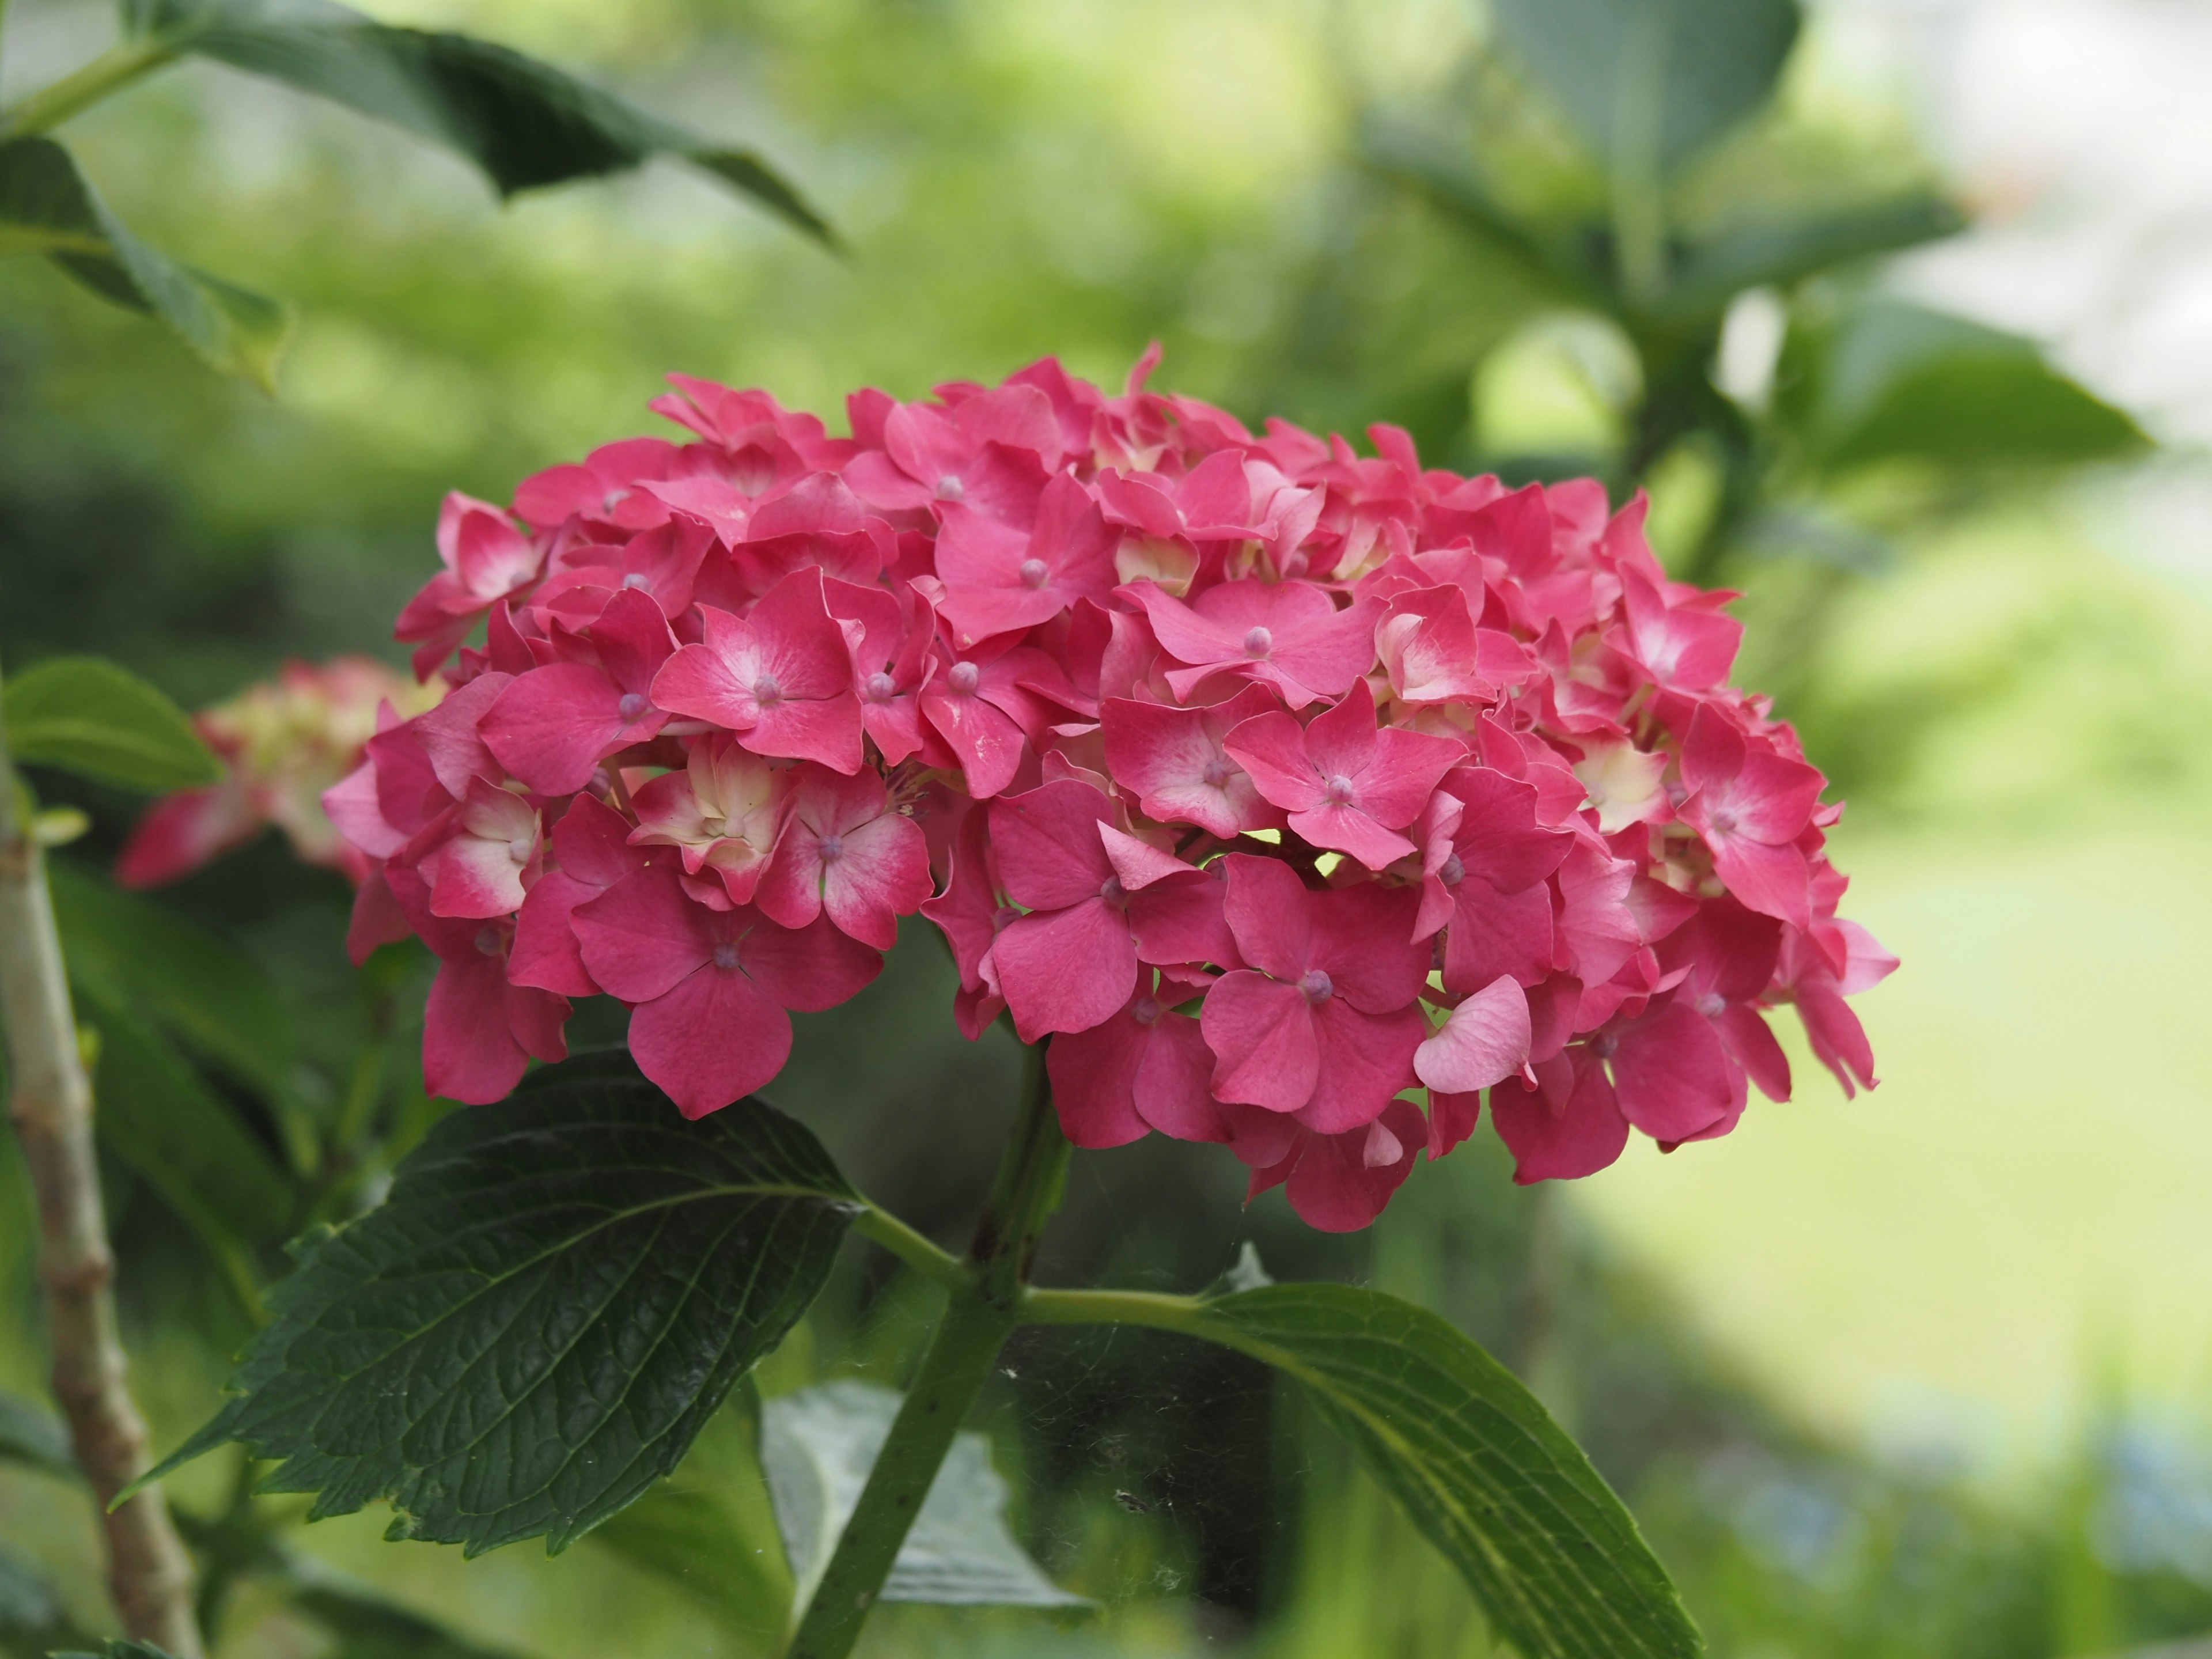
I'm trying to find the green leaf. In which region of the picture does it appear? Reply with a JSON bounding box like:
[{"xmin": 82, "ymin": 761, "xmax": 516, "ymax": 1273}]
[
  {"xmin": 1660, "ymin": 194, "xmax": 1965, "ymax": 318},
  {"xmin": 765, "ymin": 1380, "xmax": 1088, "ymax": 1613},
  {"xmin": 48, "ymin": 864, "xmax": 297, "ymax": 1105},
  {"xmin": 277, "ymin": 1549, "xmax": 529, "ymax": 1659},
  {"xmin": 0, "ymin": 1390, "xmax": 74, "ymax": 1479},
  {"xmin": 48, "ymin": 1643, "xmax": 179, "ymax": 1659},
  {"xmin": 1357, "ymin": 122, "xmax": 1603, "ymax": 304},
  {"xmin": 1493, "ymin": 0, "xmax": 1801, "ymax": 172},
  {"xmin": 77, "ymin": 980, "xmax": 297, "ymax": 1260},
  {"xmin": 131, "ymin": 2, "xmax": 833, "ymax": 244},
  {"xmin": 1806, "ymin": 299, "xmax": 2147, "ymax": 469},
  {"xmin": 0, "ymin": 139, "xmax": 293, "ymax": 391},
  {"xmin": 1191, "ymin": 1284, "xmax": 1701, "ymax": 1659},
  {"xmin": 2, "ymin": 656, "xmax": 221, "ymax": 793},
  {"xmin": 0, "ymin": 1543, "xmax": 64, "ymax": 1640},
  {"xmin": 588, "ymin": 1384, "xmax": 790, "ymax": 1643},
  {"xmin": 135, "ymin": 1051, "xmax": 861, "ymax": 1556}
]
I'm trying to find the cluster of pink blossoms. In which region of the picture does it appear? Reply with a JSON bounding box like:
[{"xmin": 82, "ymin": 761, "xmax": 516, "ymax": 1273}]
[{"xmin": 325, "ymin": 351, "xmax": 1894, "ymax": 1230}]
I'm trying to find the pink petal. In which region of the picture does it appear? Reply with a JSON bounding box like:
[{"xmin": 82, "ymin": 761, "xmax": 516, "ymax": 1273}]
[
  {"xmin": 1414, "ymin": 975, "xmax": 1531, "ymax": 1094},
  {"xmin": 1442, "ymin": 878, "xmax": 1556, "ymax": 992},
  {"xmin": 1218, "ymin": 854, "xmax": 1316, "ymax": 982},
  {"xmin": 736, "ymin": 911, "xmax": 884, "ymax": 1011},
  {"xmin": 1100, "ymin": 685, "xmax": 1281, "ymax": 838},
  {"xmin": 1127, "ymin": 872, "xmax": 1236, "ymax": 967},
  {"xmin": 481, "ymin": 664, "xmax": 627, "ymax": 796},
  {"xmin": 1490, "ymin": 1051, "xmax": 1630, "ymax": 1184},
  {"xmin": 573, "ymin": 866, "xmax": 715, "ymax": 1002},
  {"xmin": 1707, "ymin": 835, "xmax": 1812, "ymax": 931},
  {"xmin": 1044, "ymin": 1012, "xmax": 1153, "ymax": 1148},
  {"xmin": 1200, "ymin": 970, "xmax": 1319, "ymax": 1113},
  {"xmin": 423, "ymin": 953, "xmax": 533, "ymax": 1104},
  {"xmin": 1714, "ymin": 1002, "xmax": 1791, "ymax": 1103},
  {"xmin": 1426, "ymin": 1089, "xmax": 1482, "ymax": 1160},
  {"xmin": 1280, "ymin": 1098, "xmax": 1425, "ymax": 1231},
  {"xmin": 993, "ymin": 900, "xmax": 1137, "ymax": 1040},
  {"xmin": 988, "ymin": 780, "xmax": 1116, "ymax": 911},
  {"xmin": 1285, "ymin": 803, "xmax": 1418, "ymax": 872},
  {"xmin": 1298, "ymin": 999, "xmax": 1427, "ymax": 1134},
  {"xmin": 629, "ymin": 964, "xmax": 792, "ymax": 1118},
  {"xmin": 1222, "ymin": 711, "xmax": 1324, "ymax": 812},
  {"xmin": 509, "ymin": 870, "xmax": 599, "ymax": 996},
  {"xmin": 1607, "ymin": 1002, "xmax": 1735, "ymax": 1141}
]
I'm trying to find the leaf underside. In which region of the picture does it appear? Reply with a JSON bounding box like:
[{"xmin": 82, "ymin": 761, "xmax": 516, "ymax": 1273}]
[
  {"xmin": 1197, "ymin": 1284, "xmax": 1703, "ymax": 1659},
  {"xmin": 141, "ymin": 1051, "xmax": 861, "ymax": 1556}
]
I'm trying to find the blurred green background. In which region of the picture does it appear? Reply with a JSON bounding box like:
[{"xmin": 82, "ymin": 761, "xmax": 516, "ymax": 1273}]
[{"xmin": 5, "ymin": 0, "xmax": 2211, "ymax": 1654}]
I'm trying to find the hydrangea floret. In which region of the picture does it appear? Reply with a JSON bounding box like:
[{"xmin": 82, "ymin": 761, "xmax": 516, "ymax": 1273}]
[{"xmin": 324, "ymin": 351, "xmax": 1896, "ymax": 1230}]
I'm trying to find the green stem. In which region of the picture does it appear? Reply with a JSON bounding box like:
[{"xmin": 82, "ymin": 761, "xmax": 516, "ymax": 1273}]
[
  {"xmin": 1020, "ymin": 1286, "xmax": 1207, "ymax": 1333},
  {"xmin": 784, "ymin": 1042, "xmax": 1069, "ymax": 1659},
  {"xmin": 0, "ymin": 37, "xmax": 178, "ymax": 139}
]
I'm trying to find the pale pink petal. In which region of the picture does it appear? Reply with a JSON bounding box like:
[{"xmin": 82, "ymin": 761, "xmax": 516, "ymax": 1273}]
[{"xmin": 1414, "ymin": 976, "xmax": 1531, "ymax": 1094}]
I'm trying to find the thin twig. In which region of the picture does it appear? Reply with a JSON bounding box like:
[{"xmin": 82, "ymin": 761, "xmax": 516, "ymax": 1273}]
[{"xmin": 0, "ymin": 683, "xmax": 204, "ymax": 1658}]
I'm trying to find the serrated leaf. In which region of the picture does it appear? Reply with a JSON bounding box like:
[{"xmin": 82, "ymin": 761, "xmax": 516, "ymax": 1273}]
[
  {"xmin": 1493, "ymin": 0, "xmax": 1800, "ymax": 172},
  {"xmin": 1660, "ymin": 194, "xmax": 1964, "ymax": 318},
  {"xmin": 0, "ymin": 139, "xmax": 293, "ymax": 391},
  {"xmin": 588, "ymin": 1385, "xmax": 790, "ymax": 1643},
  {"xmin": 2, "ymin": 656, "xmax": 221, "ymax": 793},
  {"xmin": 48, "ymin": 863, "xmax": 297, "ymax": 1104},
  {"xmin": 136, "ymin": 1051, "xmax": 861, "ymax": 1556},
  {"xmin": 1807, "ymin": 298, "xmax": 2147, "ymax": 469},
  {"xmin": 1190, "ymin": 1284, "xmax": 1701, "ymax": 1659},
  {"xmin": 77, "ymin": 979, "xmax": 296, "ymax": 1259},
  {"xmin": 0, "ymin": 1389, "xmax": 74, "ymax": 1479},
  {"xmin": 132, "ymin": 2, "xmax": 833, "ymax": 244},
  {"xmin": 765, "ymin": 1380, "xmax": 1089, "ymax": 1615}
]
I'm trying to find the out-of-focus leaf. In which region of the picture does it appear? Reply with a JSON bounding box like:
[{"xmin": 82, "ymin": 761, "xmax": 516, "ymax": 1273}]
[
  {"xmin": 125, "ymin": 0, "xmax": 833, "ymax": 244},
  {"xmin": 1807, "ymin": 300, "xmax": 2148, "ymax": 469},
  {"xmin": 766, "ymin": 1380, "xmax": 1089, "ymax": 1614},
  {"xmin": 48, "ymin": 863, "xmax": 297, "ymax": 1104},
  {"xmin": 132, "ymin": 1052, "xmax": 861, "ymax": 1556},
  {"xmin": 49, "ymin": 1643, "xmax": 179, "ymax": 1659},
  {"xmin": 1661, "ymin": 194, "xmax": 1964, "ymax": 318},
  {"xmin": 278, "ymin": 1548, "xmax": 528, "ymax": 1659},
  {"xmin": 1188, "ymin": 1284, "xmax": 1702, "ymax": 1659},
  {"xmin": 1493, "ymin": 0, "xmax": 1800, "ymax": 172},
  {"xmin": 1358, "ymin": 122, "xmax": 1602, "ymax": 303},
  {"xmin": 0, "ymin": 1543, "xmax": 64, "ymax": 1639},
  {"xmin": 0, "ymin": 140, "xmax": 293, "ymax": 391},
  {"xmin": 589, "ymin": 1385, "xmax": 790, "ymax": 1646},
  {"xmin": 0, "ymin": 1390, "xmax": 73, "ymax": 1479},
  {"xmin": 2, "ymin": 656, "xmax": 221, "ymax": 793},
  {"xmin": 77, "ymin": 982, "xmax": 296, "ymax": 1259}
]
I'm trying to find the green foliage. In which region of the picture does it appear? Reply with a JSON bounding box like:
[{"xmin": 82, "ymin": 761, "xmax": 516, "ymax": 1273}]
[
  {"xmin": 764, "ymin": 1380, "xmax": 1088, "ymax": 1613},
  {"xmin": 48, "ymin": 863, "xmax": 298, "ymax": 1105},
  {"xmin": 48, "ymin": 1642, "xmax": 180, "ymax": 1659},
  {"xmin": 0, "ymin": 139, "xmax": 293, "ymax": 392},
  {"xmin": 1195, "ymin": 1283, "xmax": 1702, "ymax": 1659},
  {"xmin": 138, "ymin": 1051, "xmax": 863, "ymax": 1556},
  {"xmin": 124, "ymin": 1, "xmax": 832, "ymax": 243},
  {"xmin": 0, "ymin": 1391, "xmax": 71, "ymax": 1479},
  {"xmin": 1492, "ymin": 0, "xmax": 1801, "ymax": 172},
  {"xmin": 1, "ymin": 656, "xmax": 219, "ymax": 793},
  {"xmin": 279, "ymin": 1555, "xmax": 529, "ymax": 1659},
  {"xmin": 1797, "ymin": 297, "xmax": 2149, "ymax": 470}
]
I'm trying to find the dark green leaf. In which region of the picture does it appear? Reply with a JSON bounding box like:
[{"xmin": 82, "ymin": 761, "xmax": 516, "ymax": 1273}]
[
  {"xmin": 1807, "ymin": 299, "xmax": 2147, "ymax": 469},
  {"xmin": 588, "ymin": 1385, "xmax": 790, "ymax": 1642},
  {"xmin": 133, "ymin": 2, "xmax": 833, "ymax": 244},
  {"xmin": 1493, "ymin": 0, "xmax": 1800, "ymax": 171},
  {"xmin": 0, "ymin": 139, "xmax": 293, "ymax": 391},
  {"xmin": 0, "ymin": 1391, "xmax": 73, "ymax": 1479},
  {"xmin": 47, "ymin": 1643, "xmax": 179, "ymax": 1659},
  {"xmin": 2, "ymin": 656, "xmax": 221, "ymax": 793},
  {"xmin": 1660, "ymin": 194, "xmax": 1964, "ymax": 318},
  {"xmin": 48, "ymin": 864, "xmax": 297, "ymax": 1106},
  {"xmin": 77, "ymin": 980, "xmax": 296, "ymax": 1258},
  {"xmin": 764, "ymin": 1380, "xmax": 1088, "ymax": 1612},
  {"xmin": 1191, "ymin": 1284, "xmax": 1701, "ymax": 1659},
  {"xmin": 1358, "ymin": 122, "xmax": 1603, "ymax": 304},
  {"xmin": 135, "ymin": 1051, "xmax": 861, "ymax": 1556}
]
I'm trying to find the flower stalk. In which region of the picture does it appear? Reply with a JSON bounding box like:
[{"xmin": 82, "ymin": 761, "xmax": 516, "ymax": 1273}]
[
  {"xmin": 786, "ymin": 1040, "xmax": 1069, "ymax": 1659},
  {"xmin": 0, "ymin": 673, "xmax": 204, "ymax": 1658},
  {"xmin": 0, "ymin": 37, "xmax": 178, "ymax": 140}
]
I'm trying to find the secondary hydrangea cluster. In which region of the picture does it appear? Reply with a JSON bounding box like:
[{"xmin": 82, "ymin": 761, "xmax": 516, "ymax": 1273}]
[
  {"xmin": 118, "ymin": 656, "xmax": 439, "ymax": 889},
  {"xmin": 325, "ymin": 351, "xmax": 1894, "ymax": 1230}
]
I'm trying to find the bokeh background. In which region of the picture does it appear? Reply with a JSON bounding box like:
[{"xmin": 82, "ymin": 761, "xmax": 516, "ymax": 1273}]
[{"xmin": 4, "ymin": 1, "xmax": 2211, "ymax": 1655}]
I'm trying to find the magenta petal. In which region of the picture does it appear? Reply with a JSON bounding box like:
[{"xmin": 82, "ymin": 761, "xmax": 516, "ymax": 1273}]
[
  {"xmin": 573, "ymin": 866, "xmax": 715, "ymax": 1002},
  {"xmin": 989, "ymin": 779, "xmax": 1118, "ymax": 910},
  {"xmin": 422, "ymin": 953, "xmax": 531, "ymax": 1104},
  {"xmin": 1607, "ymin": 1002, "xmax": 1734, "ymax": 1141},
  {"xmin": 1298, "ymin": 1000, "xmax": 1426, "ymax": 1134},
  {"xmin": 1200, "ymin": 970, "xmax": 1319, "ymax": 1113},
  {"xmin": 630, "ymin": 965, "xmax": 792, "ymax": 1118},
  {"xmin": 1045, "ymin": 1014, "xmax": 1152, "ymax": 1148},
  {"xmin": 993, "ymin": 900, "xmax": 1137, "ymax": 1040},
  {"xmin": 1130, "ymin": 1013, "xmax": 1230, "ymax": 1143},
  {"xmin": 1218, "ymin": 854, "xmax": 1316, "ymax": 982},
  {"xmin": 1491, "ymin": 1052, "xmax": 1630, "ymax": 1183},
  {"xmin": 743, "ymin": 694, "xmax": 865, "ymax": 775},
  {"xmin": 738, "ymin": 910, "xmax": 884, "ymax": 1010},
  {"xmin": 1414, "ymin": 975, "xmax": 1531, "ymax": 1094},
  {"xmin": 1222, "ymin": 711, "xmax": 1323, "ymax": 812},
  {"xmin": 1127, "ymin": 874, "xmax": 1235, "ymax": 967},
  {"xmin": 1282, "ymin": 1099, "xmax": 1425, "ymax": 1231},
  {"xmin": 1286, "ymin": 803, "xmax": 1417, "ymax": 872},
  {"xmin": 1443, "ymin": 878, "xmax": 1556, "ymax": 992},
  {"xmin": 509, "ymin": 870, "xmax": 599, "ymax": 995},
  {"xmin": 481, "ymin": 664, "xmax": 630, "ymax": 796},
  {"xmin": 1708, "ymin": 835, "xmax": 1812, "ymax": 930},
  {"xmin": 1714, "ymin": 1002, "xmax": 1791, "ymax": 1102},
  {"xmin": 1426, "ymin": 1090, "xmax": 1482, "ymax": 1160}
]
